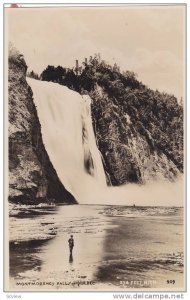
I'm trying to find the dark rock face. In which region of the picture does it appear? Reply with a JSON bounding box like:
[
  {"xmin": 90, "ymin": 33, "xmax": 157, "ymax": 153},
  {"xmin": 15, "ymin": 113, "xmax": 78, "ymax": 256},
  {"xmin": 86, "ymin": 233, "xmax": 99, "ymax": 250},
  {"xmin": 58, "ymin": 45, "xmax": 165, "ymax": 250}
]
[
  {"xmin": 89, "ymin": 85, "xmax": 182, "ymax": 186},
  {"xmin": 8, "ymin": 46, "xmax": 77, "ymax": 204}
]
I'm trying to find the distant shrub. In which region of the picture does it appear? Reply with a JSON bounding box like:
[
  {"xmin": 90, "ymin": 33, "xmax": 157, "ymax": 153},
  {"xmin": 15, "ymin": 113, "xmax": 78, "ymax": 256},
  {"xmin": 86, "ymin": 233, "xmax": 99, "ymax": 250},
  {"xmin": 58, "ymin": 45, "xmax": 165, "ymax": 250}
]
[{"xmin": 27, "ymin": 70, "xmax": 39, "ymax": 80}]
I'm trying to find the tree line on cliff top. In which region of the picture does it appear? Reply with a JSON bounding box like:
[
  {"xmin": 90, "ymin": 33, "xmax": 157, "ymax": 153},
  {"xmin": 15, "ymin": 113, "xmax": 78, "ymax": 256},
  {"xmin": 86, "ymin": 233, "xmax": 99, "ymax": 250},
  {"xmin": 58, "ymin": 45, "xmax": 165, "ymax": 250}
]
[{"xmin": 38, "ymin": 54, "xmax": 183, "ymax": 172}]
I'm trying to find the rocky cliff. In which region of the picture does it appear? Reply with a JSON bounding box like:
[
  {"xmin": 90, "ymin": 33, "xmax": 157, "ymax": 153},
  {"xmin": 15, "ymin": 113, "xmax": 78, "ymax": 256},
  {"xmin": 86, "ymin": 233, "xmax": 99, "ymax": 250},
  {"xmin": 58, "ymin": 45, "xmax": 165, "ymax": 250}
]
[
  {"xmin": 88, "ymin": 63, "xmax": 183, "ymax": 185},
  {"xmin": 8, "ymin": 46, "xmax": 77, "ymax": 204},
  {"xmin": 40, "ymin": 55, "xmax": 183, "ymax": 186},
  {"xmin": 89, "ymin": 84, "xmax": 181, "ymax": 185}
]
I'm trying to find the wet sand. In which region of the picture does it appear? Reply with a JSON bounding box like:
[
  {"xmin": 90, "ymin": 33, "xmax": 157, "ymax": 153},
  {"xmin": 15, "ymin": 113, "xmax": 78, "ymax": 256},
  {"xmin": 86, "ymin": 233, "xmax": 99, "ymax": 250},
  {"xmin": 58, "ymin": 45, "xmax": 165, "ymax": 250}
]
[{"xmin": 9, "ymin": 205, "xmax": 184, "ymax": 291}]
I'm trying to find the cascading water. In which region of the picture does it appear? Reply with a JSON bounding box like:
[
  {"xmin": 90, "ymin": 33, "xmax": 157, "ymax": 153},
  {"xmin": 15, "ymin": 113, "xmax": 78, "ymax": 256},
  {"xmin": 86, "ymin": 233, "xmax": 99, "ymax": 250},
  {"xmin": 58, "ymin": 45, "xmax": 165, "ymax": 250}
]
[
  {"xmin": 27, "ymin": 78, "xmax": 107, "ymax": 203},
  {"xmin": 82, "ymin": 95, "xmax": 107, "ymax": 184},
  {"xmin": 27, "ymin": 78, "xmax": 183, "ymax": 206}
]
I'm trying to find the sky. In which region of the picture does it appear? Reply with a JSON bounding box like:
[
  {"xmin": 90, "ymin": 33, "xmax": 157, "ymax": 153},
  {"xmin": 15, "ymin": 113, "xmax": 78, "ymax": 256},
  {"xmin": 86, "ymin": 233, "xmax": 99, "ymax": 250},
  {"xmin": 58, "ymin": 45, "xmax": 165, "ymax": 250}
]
[{"xmin": 6, "ymin": 5, "xmax": 185, "ymax": 99}]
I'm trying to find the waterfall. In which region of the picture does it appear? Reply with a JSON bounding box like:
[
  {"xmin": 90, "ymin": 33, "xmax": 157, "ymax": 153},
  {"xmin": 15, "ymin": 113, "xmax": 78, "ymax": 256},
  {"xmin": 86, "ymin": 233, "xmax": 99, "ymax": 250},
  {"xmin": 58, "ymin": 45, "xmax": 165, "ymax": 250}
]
[
  {"xmin": 81, "ymin": 95, "xmax": 107, "ymax": 184},
  {"xmin": 26, "ymin": 78, "xmax": 183, "ymax": 207},
  {"xmin": 27, "ymin": 78, "xmax": 107, "ymax": 203}
]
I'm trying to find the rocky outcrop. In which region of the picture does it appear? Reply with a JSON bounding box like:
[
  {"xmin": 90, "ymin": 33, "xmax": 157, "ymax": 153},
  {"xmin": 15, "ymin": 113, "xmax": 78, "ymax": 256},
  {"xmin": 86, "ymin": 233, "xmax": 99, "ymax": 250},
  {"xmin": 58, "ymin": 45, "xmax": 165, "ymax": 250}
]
[
  {"xmin": 90, "ymin": 85, "xmax": 182, "ymax": 185},
  {"xmin": 8, "ymin": 45, "xmax": 77, "ymax": 204}
]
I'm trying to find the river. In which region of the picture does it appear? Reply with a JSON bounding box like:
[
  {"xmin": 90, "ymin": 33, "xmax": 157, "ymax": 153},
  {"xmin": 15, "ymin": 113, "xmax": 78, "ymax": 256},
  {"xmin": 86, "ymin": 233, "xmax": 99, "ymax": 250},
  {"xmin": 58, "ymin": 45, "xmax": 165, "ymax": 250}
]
[{"xmin": 9, "ymin": 204, "xmax": 184, "ymax": 291}]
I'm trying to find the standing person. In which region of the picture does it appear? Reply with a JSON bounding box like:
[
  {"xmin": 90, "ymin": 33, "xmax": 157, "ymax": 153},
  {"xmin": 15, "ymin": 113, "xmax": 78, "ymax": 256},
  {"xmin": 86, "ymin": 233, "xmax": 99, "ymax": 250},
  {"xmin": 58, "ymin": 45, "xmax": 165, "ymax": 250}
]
[{"xmin": 68, "ymin": 235, "xmax": 74, "ymax": 255}]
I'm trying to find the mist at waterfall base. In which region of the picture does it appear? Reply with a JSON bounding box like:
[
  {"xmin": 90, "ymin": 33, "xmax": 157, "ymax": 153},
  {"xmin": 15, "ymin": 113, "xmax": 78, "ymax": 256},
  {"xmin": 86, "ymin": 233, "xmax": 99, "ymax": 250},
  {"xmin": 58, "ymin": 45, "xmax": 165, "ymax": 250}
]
[{"xmin": 27, "ymin": 78, "xmax": 183, "ymax": 207}]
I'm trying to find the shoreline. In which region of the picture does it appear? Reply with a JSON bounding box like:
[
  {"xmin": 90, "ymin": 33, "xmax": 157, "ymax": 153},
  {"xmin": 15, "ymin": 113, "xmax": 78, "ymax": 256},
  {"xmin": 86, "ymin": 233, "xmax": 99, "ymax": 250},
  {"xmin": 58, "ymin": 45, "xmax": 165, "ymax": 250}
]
[{"xmin": 9, "ymin": 205, "xmax": 184, "ymax": 291}]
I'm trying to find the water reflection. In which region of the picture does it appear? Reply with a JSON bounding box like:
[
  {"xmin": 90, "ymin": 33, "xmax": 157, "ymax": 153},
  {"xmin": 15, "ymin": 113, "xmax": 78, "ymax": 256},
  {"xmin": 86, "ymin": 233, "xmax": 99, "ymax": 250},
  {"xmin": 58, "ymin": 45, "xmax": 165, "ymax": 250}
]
[
  {"xmin": 69, "ymin": 253, "xmax": 73, "ymax": 264},
  {"xmin": 9, "ymin": 240, "xmax": 45, "ymax": 278},
  {"xmin": 95, "ymin": 208, "xmax": 184, "ymax": 288},
  {"xmin": 9, "ymin": 205, "xmax": 184, "ymax": 291}
]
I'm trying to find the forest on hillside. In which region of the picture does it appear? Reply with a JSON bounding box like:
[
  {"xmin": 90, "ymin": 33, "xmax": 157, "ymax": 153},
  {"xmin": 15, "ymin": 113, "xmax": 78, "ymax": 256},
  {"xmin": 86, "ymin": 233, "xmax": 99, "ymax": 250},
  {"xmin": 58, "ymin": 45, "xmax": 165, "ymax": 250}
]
[{"xmin": 39, "ymin": 55, "xmax": 183, "ymax": 179}]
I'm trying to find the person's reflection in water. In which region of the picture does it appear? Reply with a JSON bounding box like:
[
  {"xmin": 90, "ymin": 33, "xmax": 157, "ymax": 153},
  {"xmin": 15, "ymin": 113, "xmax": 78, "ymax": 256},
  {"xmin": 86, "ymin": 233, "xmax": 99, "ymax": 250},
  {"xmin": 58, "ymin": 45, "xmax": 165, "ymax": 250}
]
[{"xmin": 69, "ymin": 253, "xmax": 73, "ymax": 264}]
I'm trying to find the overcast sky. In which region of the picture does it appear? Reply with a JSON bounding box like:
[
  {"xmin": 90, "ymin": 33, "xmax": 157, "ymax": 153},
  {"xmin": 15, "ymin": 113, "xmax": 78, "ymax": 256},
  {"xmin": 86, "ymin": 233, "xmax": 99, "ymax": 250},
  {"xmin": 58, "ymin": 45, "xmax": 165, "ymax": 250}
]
[{"xmin": 6, "ymin": 5, "xmax": 185, "ymax": 99}]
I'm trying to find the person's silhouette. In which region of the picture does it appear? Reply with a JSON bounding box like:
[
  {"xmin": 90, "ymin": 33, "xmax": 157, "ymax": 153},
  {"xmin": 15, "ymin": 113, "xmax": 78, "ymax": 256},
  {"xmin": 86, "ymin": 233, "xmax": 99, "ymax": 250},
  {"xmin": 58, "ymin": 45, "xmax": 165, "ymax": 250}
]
[{"xmin": 68, "ymin": 235, "xmax": 74, "ymax": 255}]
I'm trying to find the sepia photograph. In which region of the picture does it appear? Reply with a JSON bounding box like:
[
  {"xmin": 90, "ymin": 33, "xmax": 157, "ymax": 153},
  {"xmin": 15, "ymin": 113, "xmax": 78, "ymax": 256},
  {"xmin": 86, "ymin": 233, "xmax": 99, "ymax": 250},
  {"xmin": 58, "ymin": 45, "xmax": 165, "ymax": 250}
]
[{"xmin": 4, "ymin": 3, "xmax": 186, "ymax": 292}]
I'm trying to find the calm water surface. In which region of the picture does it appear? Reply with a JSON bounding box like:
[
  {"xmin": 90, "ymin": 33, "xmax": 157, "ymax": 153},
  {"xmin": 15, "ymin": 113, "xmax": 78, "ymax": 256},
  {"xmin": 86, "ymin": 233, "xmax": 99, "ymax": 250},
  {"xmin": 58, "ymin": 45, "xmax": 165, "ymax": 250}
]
[{"xmin": 9, "ymin": 205, "xmax": 184, "ymax": 291}]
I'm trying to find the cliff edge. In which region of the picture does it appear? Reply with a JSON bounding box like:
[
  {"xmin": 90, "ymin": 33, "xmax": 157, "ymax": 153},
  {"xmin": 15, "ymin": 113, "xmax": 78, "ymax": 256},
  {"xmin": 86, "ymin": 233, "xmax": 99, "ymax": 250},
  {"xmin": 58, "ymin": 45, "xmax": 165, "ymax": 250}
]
[{"xmin": 8, "ymin": 45, "xmax": 77, "ymax": 204}]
